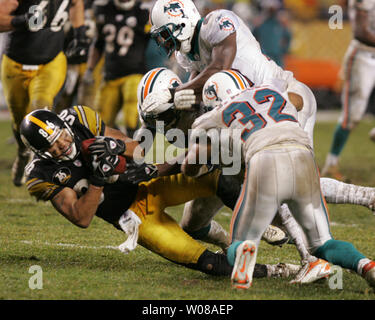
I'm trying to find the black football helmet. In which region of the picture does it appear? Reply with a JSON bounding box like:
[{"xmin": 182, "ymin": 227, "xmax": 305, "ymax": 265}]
[{"xmin": 20, "ymin": 109, "xmax": 78, "ymax": 161}]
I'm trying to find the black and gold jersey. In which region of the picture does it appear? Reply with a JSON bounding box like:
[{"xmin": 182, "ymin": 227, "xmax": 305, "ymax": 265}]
[
  {"xmin": 25, "ymin": 105, "xmax": 138, "ymax": 225},
  {"xmin": 93, "ymin": 0, "xmax": 150, "ymax": 80},
  {"xmin": 4, "ymin": 0, "xmax": 72, "ymax": 65}
]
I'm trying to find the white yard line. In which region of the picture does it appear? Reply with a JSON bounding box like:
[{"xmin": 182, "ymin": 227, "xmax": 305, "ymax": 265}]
[{"xmin": 18, "ymin": 240, "xmax": 119, "ymax": 251}]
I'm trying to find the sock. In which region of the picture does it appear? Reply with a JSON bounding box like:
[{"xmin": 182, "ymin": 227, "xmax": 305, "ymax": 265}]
[
  {"xmin": 314, "ymin": 239, "xmax": 365, "ymax": 272},
  {"xmin": 320, "ymin": 177, "xmax": 375, "ymax": 207},
  {"xmin": 278, "ymin": 204, "xmax": 312, "ymax": 262},
  {"xmin": 330, "ymin": 124, "xmax": 350, "ymax": 156},
  {"xmin": 357, "ymin": 258, "xmax": 372, "ymax": 275},
  {"xmin": 227, "ymin": 241, "xmax": 242, "ymax": 266},
  {"xmin": 185, "ymin": 224, "xmax": 211, "ymax": 240}
]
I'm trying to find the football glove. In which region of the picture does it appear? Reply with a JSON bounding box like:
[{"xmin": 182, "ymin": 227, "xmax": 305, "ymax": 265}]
[
  {"xmin": 88, "ymin": 137, "xmax": 126, "ymax": 160},
  {"xmin": 174, "ymin": 89, "xmax": 196, "ymax": 110},
  {"xmin": 120, "ymin": 162, "xmax": 158, "ymax": 184},
  {"xmin": 89, "ymin": 155, "xmax": 119, "ymax": 187},
  {"xmin": 65, "ymin": 25, "xmax": 90, "ymax": 64}
]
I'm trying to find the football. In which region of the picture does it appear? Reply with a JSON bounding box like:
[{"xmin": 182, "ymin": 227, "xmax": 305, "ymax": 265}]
[{"xmin": 80, "ymin": 138, "xmax": 127, "ymax": 174}]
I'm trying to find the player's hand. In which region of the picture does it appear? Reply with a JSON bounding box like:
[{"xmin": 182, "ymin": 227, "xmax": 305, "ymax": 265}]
[
  {"xmin": 89, "ymin": 155, "xmax": 118, "ymax": 186},
  {"xmin": 174, "ymin": 89, "xmax": 196, "ymax": 110},
  {"xmin": 88, "ymin": 137, "xmax": 126, "ymax": 160},
  {"xmin": 82, "ymin": 68, "xmax": 94, "ymax": 86},
  {"xmin": 120, "ymin": 162, "xmax": 158, "ymax": 184},
  {"xmin": 65, "ymin": 25, "xmax": 91, "ymax": 64},
  {"xmin": 142, "ymin": 89, "xmax": 173, "ymax": 114},
  {"xmin": 0, "ymin": 0, "xmax": 18, "ymax": 15}
]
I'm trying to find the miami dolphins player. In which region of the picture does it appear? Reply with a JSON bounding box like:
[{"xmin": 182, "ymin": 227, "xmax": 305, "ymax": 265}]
[{"xmin": 181, "ymin": 79, "xmax": 375, "ymax": 289}]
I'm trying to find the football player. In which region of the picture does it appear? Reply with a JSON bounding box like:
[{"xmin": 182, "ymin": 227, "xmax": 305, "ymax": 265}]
[
  {"xmin": 0, "ymin": 0, "xmax": 90, "ymax": 187},
  {"xmin": 139, "ymin": 68, "xmax": 375, "ymax": 283},
  {"xmin": 55, "ymin": 0, "xmax": 98, "ymax": 113},
  {"xmin": 83, "ymin": 0, "xmax": 150, "ymax": 137},
  {"xmin": 182, "ymin": 79, "xmax": 375, "ymax": 289},
  {"xmin": 19, "ymin": 106, "xmax": 298, "ymax": 279},
  {"xmin": 322, "ymin": 0, "xmax": 375, "ymax": 180},
  {"xmin": 136, "ymin": 67, "xmax": 290, "ymax": 253}
]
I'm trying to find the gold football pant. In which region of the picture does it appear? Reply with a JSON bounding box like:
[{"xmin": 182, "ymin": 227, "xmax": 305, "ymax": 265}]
[
  {"xmin": 1, "ymin": 52, "xmax": 67, "ymax": 132},
  {"xmin": 128, "ymin": 171, "xmax": 220, "ymax": 265},
  {"xmin": 94, "ymin": 73, "xmax": 142, "ymax": 130}
]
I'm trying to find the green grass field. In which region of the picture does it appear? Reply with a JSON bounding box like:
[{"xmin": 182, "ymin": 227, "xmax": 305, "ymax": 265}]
[{"xmin": 0, "ymin": 116, "xmax": 375, "ymax": 301}]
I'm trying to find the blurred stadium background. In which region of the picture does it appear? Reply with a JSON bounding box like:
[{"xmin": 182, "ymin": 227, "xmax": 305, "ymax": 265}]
[{"xmin": 0, "ymin": 0, "xmax": 374, "ymax": 116}]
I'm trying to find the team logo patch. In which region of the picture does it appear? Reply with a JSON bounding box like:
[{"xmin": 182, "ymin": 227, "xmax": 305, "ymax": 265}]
[
  {"xmin": 53, "ymin": 167, "xmax": 71, "ymax": 185},
  {"xmin": 219, "ymin": 17, "xmax": 234, "ymax": 31},
  {"xmin": 164, "ymin": 0, "xmax": 186, "ymax": 18},
  {"xmin": 204, "ymin": 82, "xmax": 220, "ymax": 101}
]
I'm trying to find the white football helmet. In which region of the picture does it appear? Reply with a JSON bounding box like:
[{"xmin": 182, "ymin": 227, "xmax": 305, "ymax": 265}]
[
  {"xmin": 202, "ymin": 70, "xmax": 254, "ymax": 109},
  {"xmin": 150, "ymin": 0, "xmax": 201, "ymax": 56},
  {"xmin": 137, "ymin": 67, "xmax": 182, "ymax": 128},
  {"xmin": 113, "ymin": 0, "xmax": 136, "ymax": 10}
]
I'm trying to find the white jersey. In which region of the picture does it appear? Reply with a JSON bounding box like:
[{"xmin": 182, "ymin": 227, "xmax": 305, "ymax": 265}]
[
  {"xmin": 176, "ymin": 9, "xmax": 294, "ymax": 86},
  {"xmin": 192, "ymin": 83, "xmax": 311, "ymax": 162}
]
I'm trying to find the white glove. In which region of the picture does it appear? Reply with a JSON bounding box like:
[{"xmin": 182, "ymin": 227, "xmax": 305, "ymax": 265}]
[
  {"xmin": 118, "ymin": 210, "xmax": 142, "ymax": 254},
  {"xmin": 142, "ymin": 89, "xmax": 173, "ymax": 114},
  {"xmin": 174, "ymin": 89, "xmax": 196, "ymax": 110},
  {"xmin": 82, "ymin": 68, "xmax": 94, "ymax": 85}
]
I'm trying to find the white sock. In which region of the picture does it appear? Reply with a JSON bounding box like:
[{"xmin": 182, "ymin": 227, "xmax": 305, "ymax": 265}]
[
  {"xmin": 321, "ymin": 177, "xmax": 375, "ymax": 207},
  {"xmin": 357, "ymin": 258, "xmax": 372, "ymax": 275},
  {"xmin": 324, "ymin": 153, "xmax": 339, "ymax": 167},
  {"xmin": 278, "ymin": 204, "xmax": 313, "ymax": 263}
]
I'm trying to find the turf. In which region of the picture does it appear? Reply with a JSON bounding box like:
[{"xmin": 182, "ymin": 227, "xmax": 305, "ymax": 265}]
[{"xmin": 0, "ymin": 117, "xmax": 375, "ymax": 301}]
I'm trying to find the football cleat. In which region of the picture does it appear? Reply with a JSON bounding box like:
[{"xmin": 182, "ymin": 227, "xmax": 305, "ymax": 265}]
[
  {"xmin": 231, "ymin": 240, "xmax": 257, "ymax": 289},
  {"xmin": 261, "ymin": 225, "xmax": 289, "ymax": 246},
  {"xmin": 321, "ymin": 164, "xmax": 348, "ymax": 182},
  {"xmin": 290, "ymin": 258, "xmax": 331, "ymax": 284},
  {"xmin": 266, "ymin": 263, "xmax": 301, "ymax": 278},
  {"xmin": 362, "ymin": 260, "xmax": 375, "ymax": 288},
  {"xmin": 11, "ymin": 151, "xmax": 31, "ymax": 187}
]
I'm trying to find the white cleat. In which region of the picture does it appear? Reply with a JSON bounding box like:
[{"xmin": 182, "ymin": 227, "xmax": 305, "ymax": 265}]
[
  {"xmin": 362, "ymin": 261, "xmax": 375, "ymax": 288},
  {"xmin": 261, "ymin": 225, "xmax": 289, "ymax": 246},
  {"xmin": 267, "ymin": 263, "xmax": 301, "ymax": 278},
  {"xmin": 290, "ymin": 258, "xmax": 331, "ymax": 284},
  {"xmin": 231, "ymin": 240, "xmax": 257, "ymax": 289}
]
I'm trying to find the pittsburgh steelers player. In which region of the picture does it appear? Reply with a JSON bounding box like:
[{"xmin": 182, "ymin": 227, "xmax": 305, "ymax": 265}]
[
  {"xmin": 83, "ymin": 0, "xmax": 150, "ymax": 137},
  {"xmin": 19, "ymin": 105, "xmax": 300, "ymax": 278},
  {"xmin": 0, "ymin": 0, "xmax": 89, "ymax": 187}
]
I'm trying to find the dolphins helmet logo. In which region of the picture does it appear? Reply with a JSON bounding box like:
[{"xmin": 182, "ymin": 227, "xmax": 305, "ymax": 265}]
[
  {"xmin": 204, "ymin": 82, "xmax": 220, "ymax": 101},
  {"xmin": 164, "ymin": 0, "xmax": 186, "ymax": 18},
  {"xmin": 219, "ymin": 17, "xmax": 234, "ymax": 31}
]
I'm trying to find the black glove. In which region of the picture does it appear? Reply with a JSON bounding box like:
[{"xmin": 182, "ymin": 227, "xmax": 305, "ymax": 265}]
[
  {"xmin": 88, "ymin": 137, "xmax": 126, "ymax": 160},
  {"xmin": 120, "ymin": 162, "xmax": 158, "ymax": 184},
  {"xmin": 65, "ymin": 25, "xmax": 90, "ymax": 64},
  {"xmin": 89, "ymin": 155, "xmax": 119, "ymax": 186}
]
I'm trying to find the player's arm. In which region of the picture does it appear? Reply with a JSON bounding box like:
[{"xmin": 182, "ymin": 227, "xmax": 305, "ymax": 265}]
[
  {"xmin": 0, "ymin": 0, "xmax": 19, "ymax": 32},
  {"xmin": 176, "ymin": 33, "xmax": 237, "ymax": 95},
  {"xmin": 104, "ymin": 126, "xmax": 144, "ymax": 160},
  {"xmin": 353, "ymin": 7, "xmax": 375, "ymax": 45},
  {"xmin": 50, "ymin": 185, "xmax": 103, "ymax": 228},
  {"xmin": 69, "ymin": 0, "xmax": 84, "ymax": 28}
]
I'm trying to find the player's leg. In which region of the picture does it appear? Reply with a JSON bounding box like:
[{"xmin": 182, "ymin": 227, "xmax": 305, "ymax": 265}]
[
  {"xmin": 290, "ymin": 148, "xmax": 375, "ymax": 288},
  {"xmin": 1, "ymin": 55, "xmax": 35, "ymax": 186},
  {"xmin": 322, "ymin": 47, "xmax": 375, "ymax": 179},
  {"xmin": 94, "ymin": 77, "xmax": 122, "ymax": 128},
  {"xmin": 227, "ymin": 150, "xmax": 283, "ymax": 288},
  {"xmin": 320, "ymin": 177, "xmax": 375, "ymax": 212},
  {"xmin": 121, "ymin": 73, "xmax": 142, "ymax": 137}
]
